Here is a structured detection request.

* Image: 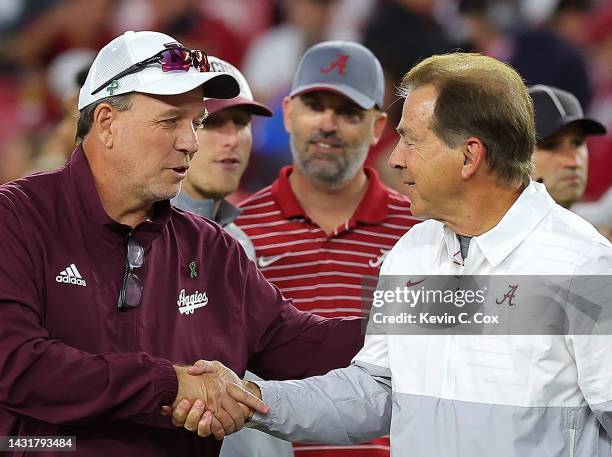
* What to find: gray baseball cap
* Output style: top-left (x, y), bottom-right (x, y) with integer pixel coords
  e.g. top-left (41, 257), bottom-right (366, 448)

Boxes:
top-left (290, 40), bottom-right (385, 110)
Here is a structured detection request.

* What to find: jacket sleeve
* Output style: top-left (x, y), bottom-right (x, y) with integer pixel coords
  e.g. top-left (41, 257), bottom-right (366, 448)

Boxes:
top-left (249, 363), bottom-right (391, 444)
top-left (245, 268), bottom-right (393, 445)
top-left (565, 241), bottom-right (612, 437)
top-left (246, 301), bottom-right (365, 380)
top-left (0, 193), bottom-right (178, 425)
top-left (232, 237), bottom-right (364, 379)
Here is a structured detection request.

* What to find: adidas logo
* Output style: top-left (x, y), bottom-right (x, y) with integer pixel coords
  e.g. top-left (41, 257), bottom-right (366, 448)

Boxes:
top-left (56, 263), bottom-right (87, 287)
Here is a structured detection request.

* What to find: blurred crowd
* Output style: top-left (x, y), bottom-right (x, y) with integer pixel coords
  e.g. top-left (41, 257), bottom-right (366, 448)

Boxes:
top-left (0, 0), bottom-right (611, 203)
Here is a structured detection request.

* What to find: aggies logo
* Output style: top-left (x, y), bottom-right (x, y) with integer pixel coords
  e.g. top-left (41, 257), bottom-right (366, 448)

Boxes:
top-left (177, 289), bottom-right (208, 315)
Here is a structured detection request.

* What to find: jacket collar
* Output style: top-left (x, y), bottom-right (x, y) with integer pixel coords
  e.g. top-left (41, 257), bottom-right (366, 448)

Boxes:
top-left (65, 144), bottom-right (172, 247)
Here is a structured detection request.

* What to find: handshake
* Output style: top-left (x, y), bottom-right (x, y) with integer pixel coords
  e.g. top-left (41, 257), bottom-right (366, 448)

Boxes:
top-left (163, 360), bottom-right (268, 439)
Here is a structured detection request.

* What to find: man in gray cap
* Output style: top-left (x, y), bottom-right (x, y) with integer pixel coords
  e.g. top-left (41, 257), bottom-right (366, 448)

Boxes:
top-left (529, 84), bottom-right (607, 209)
top-left (232, 40), bottom-right (416, 457)
top-left (0, 31), bottom-right (364, 457)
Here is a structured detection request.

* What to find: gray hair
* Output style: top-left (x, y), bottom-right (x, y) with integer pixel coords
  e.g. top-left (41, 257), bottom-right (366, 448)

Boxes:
top-left (398, 53), bottom-right (535, 185)
top-left (75, 94), bottom-right (134, 143)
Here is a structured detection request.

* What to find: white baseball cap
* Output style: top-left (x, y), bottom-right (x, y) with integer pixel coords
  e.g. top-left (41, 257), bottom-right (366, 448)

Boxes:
top-left (204, 56), bottom-right (273, 117)
top-left (78, 31), bottom-right (240, 110)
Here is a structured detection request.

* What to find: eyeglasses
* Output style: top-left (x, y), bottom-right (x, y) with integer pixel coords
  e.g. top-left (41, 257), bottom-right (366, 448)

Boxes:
top-left (117, 237), bottom-right (144, 312)
top-left (91, 43), bottom-right (211, 96)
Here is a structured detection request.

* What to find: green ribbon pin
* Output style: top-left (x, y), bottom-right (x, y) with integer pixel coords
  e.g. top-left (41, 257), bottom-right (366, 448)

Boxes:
top-left (188, 261), bottom-right (198, 279)
top-left (106, 80), bottom-right (119, 95)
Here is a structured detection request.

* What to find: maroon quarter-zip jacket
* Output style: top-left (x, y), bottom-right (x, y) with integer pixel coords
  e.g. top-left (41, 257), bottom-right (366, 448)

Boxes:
top-left (0, 146), bottom-right (363, 456)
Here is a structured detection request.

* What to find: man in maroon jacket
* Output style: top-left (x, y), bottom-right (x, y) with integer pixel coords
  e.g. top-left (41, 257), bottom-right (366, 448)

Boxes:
top-left (0, 31), bottom-right (363, 456)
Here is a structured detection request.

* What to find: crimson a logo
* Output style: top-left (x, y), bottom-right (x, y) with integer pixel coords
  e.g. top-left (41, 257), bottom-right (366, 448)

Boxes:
top-left (320, 54), bottom-right (349, 76)
top-left (496, 284), bottom-right (519, 307)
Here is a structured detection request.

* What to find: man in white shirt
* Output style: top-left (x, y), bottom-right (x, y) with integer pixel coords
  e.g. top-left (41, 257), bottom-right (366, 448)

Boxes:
top-left (172, 52), bottom-right (612, 457)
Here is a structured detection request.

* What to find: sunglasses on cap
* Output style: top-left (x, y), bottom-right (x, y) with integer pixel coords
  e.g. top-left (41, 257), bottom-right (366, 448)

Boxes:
top-left (91, 43), bottom-right (211, 96)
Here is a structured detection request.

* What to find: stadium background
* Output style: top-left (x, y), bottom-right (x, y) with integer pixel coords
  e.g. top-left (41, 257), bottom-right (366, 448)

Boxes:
top-left (0, 0), bottom-right (610, 206)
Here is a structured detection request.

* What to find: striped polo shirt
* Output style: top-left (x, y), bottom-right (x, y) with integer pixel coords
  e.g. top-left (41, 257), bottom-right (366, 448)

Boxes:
top-left (236, 166), bottom-right (419, 318)
top-left (236, 166), bottom-right (419, 457)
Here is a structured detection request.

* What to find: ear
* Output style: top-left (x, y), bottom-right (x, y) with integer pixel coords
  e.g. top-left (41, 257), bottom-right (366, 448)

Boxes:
top-left (460, 137), bottom-right (486, 180)
top-left (370, 111), bottom-right (388, 146)
top-left (92, 103), bottom-right (115, 148)
top-left (281, 96), bottom-right (293, 134)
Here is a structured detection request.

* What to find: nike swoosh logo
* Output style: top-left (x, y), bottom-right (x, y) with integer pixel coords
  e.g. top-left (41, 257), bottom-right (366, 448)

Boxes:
top-left (257, 254), bottom-right (287, 268)
top-left (405, 278), bottom-right (426, 287)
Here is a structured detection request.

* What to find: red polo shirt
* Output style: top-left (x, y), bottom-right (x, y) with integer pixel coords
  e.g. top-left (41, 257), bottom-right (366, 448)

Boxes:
top-left (236, 166), bottom-right (420, 457)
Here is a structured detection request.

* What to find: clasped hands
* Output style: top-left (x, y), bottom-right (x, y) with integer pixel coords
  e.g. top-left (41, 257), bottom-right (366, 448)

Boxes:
top-left (163, 360), bottom-right (268, 439)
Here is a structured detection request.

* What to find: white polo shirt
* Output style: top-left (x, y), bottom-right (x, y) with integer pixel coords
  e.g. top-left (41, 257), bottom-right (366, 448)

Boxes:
top-left (352, 180), bottom-right (612, 456)
top-left (252, 181), bottom-right (612, 457)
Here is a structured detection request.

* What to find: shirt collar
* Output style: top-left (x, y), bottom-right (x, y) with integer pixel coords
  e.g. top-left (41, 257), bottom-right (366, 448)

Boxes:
top-left (216, 199), bottom-right (242, 226)
top-left (271, 165), bottom-right (391, 224)
top-left (171, 193), bottom-right (241, 226)
top-left (67, 144), bottom-right (172, 247)
top-left (443, 180), bottom-right (556, 267)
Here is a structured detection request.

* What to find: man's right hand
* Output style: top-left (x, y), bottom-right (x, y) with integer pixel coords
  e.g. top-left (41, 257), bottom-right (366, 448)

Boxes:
top-left (166, 361), bottom-right (268, 439)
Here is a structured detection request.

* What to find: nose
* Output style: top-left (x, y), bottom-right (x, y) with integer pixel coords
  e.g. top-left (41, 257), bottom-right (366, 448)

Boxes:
top-left (388, 141), bottom-right (407, 170)
top-left (219, 120), bottom-right (240, 150)
top-left (319, 108), bottom-right (338, 133)
top-left (560, 144), bottom-right (585, 169)
top-left (175, 122), bottom-right (199, 155)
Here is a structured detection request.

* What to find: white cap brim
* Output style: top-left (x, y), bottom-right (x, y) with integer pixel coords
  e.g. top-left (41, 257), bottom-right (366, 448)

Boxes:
top-left (136, 70), bottom-right (239, 99)
top-left (78, 70), bottom-right (239, 110)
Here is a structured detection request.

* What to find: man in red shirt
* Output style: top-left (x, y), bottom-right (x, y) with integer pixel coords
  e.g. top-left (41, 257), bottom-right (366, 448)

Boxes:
top-left (235, 40), bottom-right (419, 457)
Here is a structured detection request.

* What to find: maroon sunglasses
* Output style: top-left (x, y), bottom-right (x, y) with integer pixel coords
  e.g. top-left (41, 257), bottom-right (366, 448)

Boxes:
top-left (91, 43), bottom-right (211, 96)
top-left (117, 237), bottom-right (144, 312)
